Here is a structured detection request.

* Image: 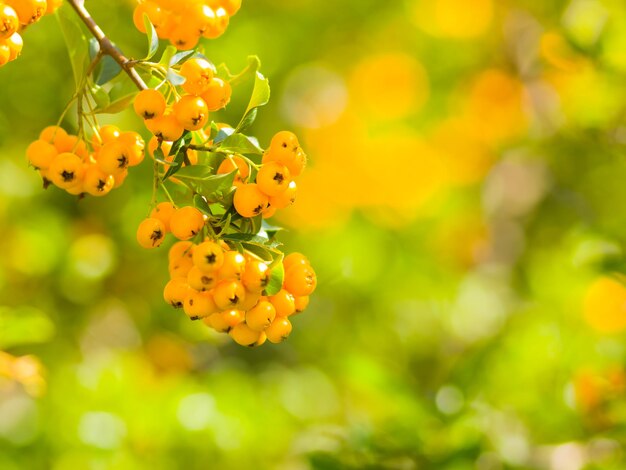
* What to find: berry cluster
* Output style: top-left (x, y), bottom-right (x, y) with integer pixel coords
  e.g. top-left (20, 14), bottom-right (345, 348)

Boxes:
top-left (133, 0), bottom-right (241, 50)
top-left (27, 125), bottom-right (145, 196)
top-left (0, 0), bottom-right (62, 66)
top-left (136, 200), bottom-right (317, 347)
top-left (134, 58), bottom-right (231, 142)
top-left (233, 131), bottom-right (306, 219)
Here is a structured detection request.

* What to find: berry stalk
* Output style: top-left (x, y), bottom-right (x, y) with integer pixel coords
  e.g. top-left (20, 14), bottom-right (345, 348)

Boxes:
top-left (65, 0), bottom-right (147, 90)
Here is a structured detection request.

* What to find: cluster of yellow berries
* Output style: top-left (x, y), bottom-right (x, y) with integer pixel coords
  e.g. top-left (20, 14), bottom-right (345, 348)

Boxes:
top-left (133, 0), bottom-right (241, 50)
top-left (0, 0), bottom-right (61, 66)
top-left (233, 131), bottom-right (307, 219)
top-left (26, 125), bottom-right (145, 196)
top-left (168, 241), bottom-right (315, 346)
top-left (136, 203), bottom-right (317, 346)
top-left (134, 58), bottom-right (231, 142)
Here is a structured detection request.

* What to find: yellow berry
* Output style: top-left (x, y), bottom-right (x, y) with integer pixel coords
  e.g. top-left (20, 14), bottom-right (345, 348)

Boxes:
top-left (137, 217), bottom-right (166, 249)
top-left (265, 317), bottom-right (292, 343)
top-left (169, 206), bottom-right (205, 240)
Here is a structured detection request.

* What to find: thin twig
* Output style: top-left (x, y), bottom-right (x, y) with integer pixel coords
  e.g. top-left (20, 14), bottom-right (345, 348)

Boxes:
top-left (66, 0), bottom-right (147, 90)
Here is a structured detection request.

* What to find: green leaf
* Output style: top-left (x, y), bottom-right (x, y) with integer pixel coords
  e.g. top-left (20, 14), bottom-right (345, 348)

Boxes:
top-left (241, 242), bottom-right (273, 262)
top-left (196, 171), bottom-right (237, 199)
top-left (169, 49), bottom-right (197, 66)
top-left (57, 3), bottom-right (90, 87)
top-left (167, 68), bottom-right (186, 86)
top-left (222, 233), bottom-right (269, 244)
top-left (218, 133), bottom-right (263, 155)
top-left (159, 45), bottom-right (177, 66)
top-left (174, 164), bottom-right (214, 181)
top-left (193, 194), bottom-right (212, 215)
top-left (264, 262), bottom-right (285, 296)
top-left (97, 55), bottom-right (122, 85)
top-left (163, 151), bottom-right (186, 180)
top-left (93, 94), bottom-right (135, 114)
top-left (0, 306), bottom-right (55, 349)
top-left (234, 56), bottom-right (271, 132)
top-left (261, 220), bottom-right (285, 238)
top-left (143, 14), bottom-right (160, 60)
top-left (90, 84), bottom-right (110, 109)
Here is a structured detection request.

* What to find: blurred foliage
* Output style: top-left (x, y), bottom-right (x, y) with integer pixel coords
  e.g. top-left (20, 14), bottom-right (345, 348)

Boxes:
top-left (2, 0), bottom-right (626, 469)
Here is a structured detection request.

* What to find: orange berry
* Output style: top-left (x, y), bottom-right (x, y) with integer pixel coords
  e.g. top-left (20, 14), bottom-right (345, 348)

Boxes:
top-left (187, 265), bottom-right (218, 291)
top-left (118, 131), bottom-right (145, 166)
top-left (49, 152), bottom-right (85, 190)
top-left (213, 280), bottom-right (246, 310)
top-left (265, 317), bottom-right (293, 343)
top-left (112, 169), bottom-right (129, 188)
top-left (0, 4), bottom-right (19, 40)
top-left (169, 254), bottom-right (194, 279)
top-left (245, 300), bottom-right (276, 332)
top-left (173, 95), bottom-right (209, 131)
top-left (150, 202), bottom-right (177, 232)
top-left (83, 165), bottom-right (114, 197)
top-left (5, 31), bottom-right (21, 61)
top-left (217, 155), bottom-right (249, 181)
top-left (201, 77), bottom-right (231, 111)
top-left (183, 290), bottom-right (218, 320)
top-left (256, 161), bottom-right (291, 197)
top-left (192, 240), bottom-right (224, 272)
top-left (218, 250), bottom-right (246, 280)
top-left (148, 136), bottom-right (173, 159)
top-left (169, 240), bottom-right (194, 264)
top-left (26, 139), bottom-right (57, 169)
top-left (39, 125), bottom-right (67, 147)
top-left (145, 113), bottom-right (184, 142)
top-left (134, 89), bottom-right (167, 120)
top-left (220, 0), bottom-right (241, 16)
top-left (132, 1), bottom-right (163, 33)
top-left (239, 289), bottom-right (261, 311)
top-left (93, 124), bottom-right (121, 149)
top-left (268, 180), bottom-right (296, 209)
top-left (46, 0), bottom-right (62, 14)
top-left (262, 206), bottom-right (276, 219)
top-left (169, 24), bottom-right (200, 51)
top-left (170, 206), bottom-right (205, 240)
top-left (234, 183), bottom-right (269, 218)
top-left (269, 289), bottom-right (296, 317)
top-left (163, 278), bottom-right (191, 308)
top-left (97, 141), bottom-right (131, 175)
top-left (283, 252), bottom-right (310, 271)
top-left (230, 322), bottom-right (264, 347)
top-left (137, 217), bottom-right (166, 249)
top-left (241, 260), bottom-right (270, 293)
top-left (219, 309), bottom-right (245, 330)
top-left (5, 0), bottom-right (46, 25)
top-left (179, 57), bottom-right (215, 95)
top-left (284, 264), bottom-right (317, 296)
top-left (294, 296), bottom-right (310, 314)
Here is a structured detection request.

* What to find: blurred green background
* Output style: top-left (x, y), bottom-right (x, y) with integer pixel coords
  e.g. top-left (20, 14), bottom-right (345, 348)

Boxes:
top-left (2, 0), bottom-right (626, 468)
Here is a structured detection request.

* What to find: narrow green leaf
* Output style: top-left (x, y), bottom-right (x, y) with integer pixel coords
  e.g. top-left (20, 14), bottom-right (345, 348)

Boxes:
top-left (169, 49), bottom-right (196, 66)
top-left (163, 152), bottom-right (185, 180)
top-left (218, 133), bottom-right (263, 155)
top-left (264, 262), bottom-right (285, 296)
top-left (90, 84), bottom-right (110, 109)
top-left (167, 68), bottom-right (186, 86)
top-left (159, 45), bottom-right (177, 66)
top-left (193, 194), bottom-right (212, 215)
top-left (196, 171), bottom-right (237, 199)
top-left (222, 233), bottom-right (269, 244)
top-left (57, 3), bottom-right (90, 87)
top-left (143, 14), bottom-right (160, 60)
top-left (97, 55), bottom-right (122, 85)
top-left (241, 242), bottom-right (273, 262)
top-left (93, 94), bottom-right (135, 114)
top-left (174, 164), bottom-right (214, 180)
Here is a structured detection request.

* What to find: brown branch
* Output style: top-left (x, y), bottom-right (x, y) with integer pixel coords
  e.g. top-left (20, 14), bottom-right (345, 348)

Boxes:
top-left (66, 0), bottom-right (147, 90)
